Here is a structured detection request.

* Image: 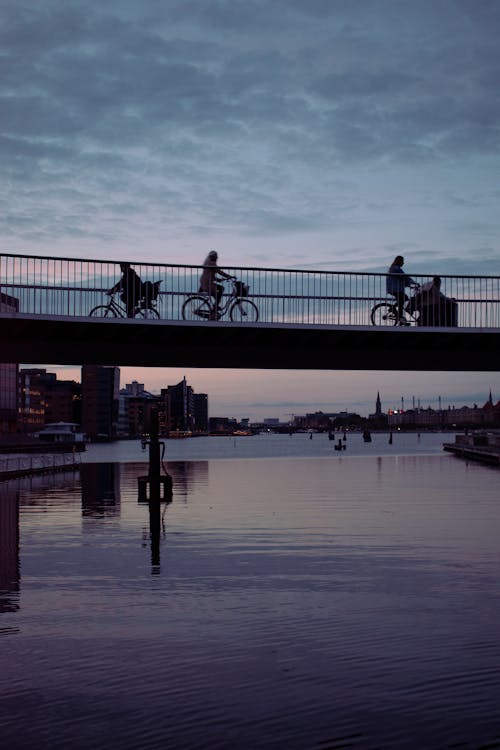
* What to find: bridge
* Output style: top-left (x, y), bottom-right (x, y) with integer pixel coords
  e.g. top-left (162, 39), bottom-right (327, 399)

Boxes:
top-left (1, 253), bottom-right (500, 371)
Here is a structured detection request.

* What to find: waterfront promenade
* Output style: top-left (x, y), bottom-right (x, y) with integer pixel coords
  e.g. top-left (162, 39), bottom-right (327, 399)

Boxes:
top-left (443, 432), bottom-right (500, 465)
top-left (0, 451), bottom-right (81, 480)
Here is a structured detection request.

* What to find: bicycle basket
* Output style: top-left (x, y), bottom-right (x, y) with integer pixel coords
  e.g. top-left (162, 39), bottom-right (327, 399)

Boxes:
top-left (233, 280), bottom-right (249, 297)
top-left (141, 280), bottom-right (161, 306)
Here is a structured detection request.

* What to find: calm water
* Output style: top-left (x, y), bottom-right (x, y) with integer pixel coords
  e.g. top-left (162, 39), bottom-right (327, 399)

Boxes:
top-left (80, 430), bottom-right (452, 463)
top-left (1, 434), bottom-right (500, 749)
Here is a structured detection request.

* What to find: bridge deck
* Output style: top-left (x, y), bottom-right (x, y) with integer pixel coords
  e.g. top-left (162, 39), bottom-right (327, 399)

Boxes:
top-left (1, 313), bottom-right (499, 371)
top-left (2, 254), bottom-right (500, 370)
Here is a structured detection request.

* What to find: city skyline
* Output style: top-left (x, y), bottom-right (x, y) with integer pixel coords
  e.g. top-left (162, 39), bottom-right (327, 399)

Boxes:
top-left (2, 2), bottom-right (499, 412)
top-left (37, 365), bottom-right (498, 422)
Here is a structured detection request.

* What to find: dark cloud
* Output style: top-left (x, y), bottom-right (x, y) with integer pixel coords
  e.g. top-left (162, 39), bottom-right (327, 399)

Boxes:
top-left (0, 0), bottom-right (498, 259)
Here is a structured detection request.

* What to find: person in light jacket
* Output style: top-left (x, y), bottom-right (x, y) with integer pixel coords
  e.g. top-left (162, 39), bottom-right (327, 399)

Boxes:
top-left (199, 251), bottom-right (234, 309)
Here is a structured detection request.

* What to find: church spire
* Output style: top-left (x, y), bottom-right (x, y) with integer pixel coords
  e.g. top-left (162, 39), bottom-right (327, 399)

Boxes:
top-left (376, 391), bottom-right (382, 416)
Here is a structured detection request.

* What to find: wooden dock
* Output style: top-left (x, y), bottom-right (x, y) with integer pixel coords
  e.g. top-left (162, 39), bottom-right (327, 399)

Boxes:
top-left (443, 433), bottom-right (500, 466)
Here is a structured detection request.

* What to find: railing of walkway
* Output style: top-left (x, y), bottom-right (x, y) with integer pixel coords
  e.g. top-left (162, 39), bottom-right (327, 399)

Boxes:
top-left (0, 452), bottom-right (82, 479)
top-left (1, 252), bottom-right (500, 328)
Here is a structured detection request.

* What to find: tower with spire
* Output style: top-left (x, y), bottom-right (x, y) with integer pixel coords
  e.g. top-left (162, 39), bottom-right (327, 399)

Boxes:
top-left (368, 391), bottom-right (387, 428)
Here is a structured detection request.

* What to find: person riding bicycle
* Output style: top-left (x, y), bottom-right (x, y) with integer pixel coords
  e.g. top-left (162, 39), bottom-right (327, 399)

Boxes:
top-left (409, 276), bottom-right (458, 327)
top-left (199, 251), bottom-right (235, 311)
top-left (108, 262), bottom-right (143, 318)
top-left (386, 255), bottom-right (419, 325)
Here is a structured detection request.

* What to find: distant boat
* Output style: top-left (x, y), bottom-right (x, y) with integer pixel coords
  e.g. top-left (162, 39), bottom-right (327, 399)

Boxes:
top-left (363, 429), bottom-right (372, 443)
top-left (168, 430), bottom-right (193, 439)
top-left (36, 422), bottom-right (88, 450)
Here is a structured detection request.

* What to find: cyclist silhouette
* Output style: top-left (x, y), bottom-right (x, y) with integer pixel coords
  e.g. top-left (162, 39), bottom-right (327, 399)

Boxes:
top-left (199, 251), bottom-right (234, 310)
top-left (109, 262), bottom-right (143, 317)
top-left (386, 255), bottom-right (418, 325)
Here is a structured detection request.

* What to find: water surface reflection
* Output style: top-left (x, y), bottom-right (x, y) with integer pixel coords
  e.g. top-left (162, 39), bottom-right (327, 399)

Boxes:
top-left (1, 455), bottom-right (500, 749)
top-left (0, 485), bottom-right (19, 617)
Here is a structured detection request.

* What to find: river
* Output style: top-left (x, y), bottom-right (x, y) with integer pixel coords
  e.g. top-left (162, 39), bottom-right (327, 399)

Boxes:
top-left (1, 432), bottom-right (500, 749)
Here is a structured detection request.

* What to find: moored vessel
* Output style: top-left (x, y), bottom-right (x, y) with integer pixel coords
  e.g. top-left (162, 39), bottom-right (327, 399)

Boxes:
top-left (36, 422), bottom-right (88, 451)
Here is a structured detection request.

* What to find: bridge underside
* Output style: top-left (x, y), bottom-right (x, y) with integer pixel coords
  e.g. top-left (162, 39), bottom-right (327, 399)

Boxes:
top-left (1, 315), bottom-right (500, 371)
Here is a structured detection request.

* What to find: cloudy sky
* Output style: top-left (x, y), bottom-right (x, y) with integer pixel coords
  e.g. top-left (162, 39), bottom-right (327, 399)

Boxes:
top-left (2, 1), bottom-right (499, 417)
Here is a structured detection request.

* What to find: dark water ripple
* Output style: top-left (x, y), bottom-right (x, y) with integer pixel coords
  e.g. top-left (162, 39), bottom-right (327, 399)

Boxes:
top-left (1, 453), bottom-right (500, 748)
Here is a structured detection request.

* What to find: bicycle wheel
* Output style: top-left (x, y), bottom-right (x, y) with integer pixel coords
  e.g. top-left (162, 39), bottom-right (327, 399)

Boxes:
top-left (370, 302), bottom-right (398, 326)
top-left (182, 296), bottom-right (213, 321)
top-left (89, 305), bottom-right (117, 318)
top-left (135, 308), bottom-right (160, 319)
top-left (229, 299), bottom-right (259, 322)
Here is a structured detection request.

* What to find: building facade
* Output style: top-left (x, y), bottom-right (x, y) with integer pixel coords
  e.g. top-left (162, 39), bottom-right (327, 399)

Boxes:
top-left (18, 368), bottom-right (81, 433)
top-left (18, 369), bottom-right (52, 433)
top-left (117, 378), bottom-right (207, 437)
top-left (118, 381), bottom-right (159, 437)
top-left (159, 376), bottom-right (195, 433)
top-left (193, 393), bottom-right (208, 433)
top-left (388, 396), bottom-right (500, 429)
top-left (81, 365), bottom-right (120, 440)
top-left (0, 293), bottom-right (19, 434)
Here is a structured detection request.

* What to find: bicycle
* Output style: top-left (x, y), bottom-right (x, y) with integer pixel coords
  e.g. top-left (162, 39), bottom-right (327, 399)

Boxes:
top-left (89, 281), bottom-right (162, 319)
top-left (182, 278), bottom-right (259, 322)
top-left (371, 288), bottom-right (421, 327)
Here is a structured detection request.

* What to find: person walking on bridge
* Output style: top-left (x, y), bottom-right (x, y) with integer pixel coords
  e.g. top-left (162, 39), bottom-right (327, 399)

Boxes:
top-left (386, 255), bottom-right (418, 325)
top-left (199, 251), bottom-right (234, 311)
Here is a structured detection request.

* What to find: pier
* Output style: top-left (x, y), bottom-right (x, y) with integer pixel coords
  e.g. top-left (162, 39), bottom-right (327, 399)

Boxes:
top-left (443, 432), bottom-right (500, 466)
top-left (0, 452), bottom-right (82, 480)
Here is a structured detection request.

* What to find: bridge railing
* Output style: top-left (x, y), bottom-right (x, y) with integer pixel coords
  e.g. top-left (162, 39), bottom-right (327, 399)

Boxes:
top-left (1, 252), bottom-right (500, 328)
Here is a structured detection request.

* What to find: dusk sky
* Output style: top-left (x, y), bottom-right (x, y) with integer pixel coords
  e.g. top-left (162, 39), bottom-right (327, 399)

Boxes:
top-left (2, 1), bottom-right (499, 418)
